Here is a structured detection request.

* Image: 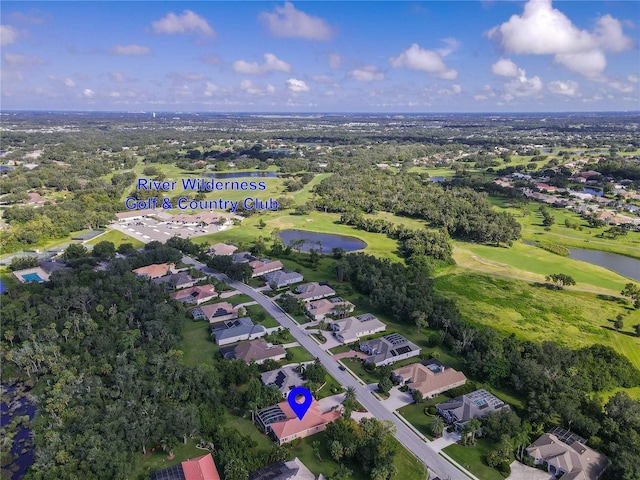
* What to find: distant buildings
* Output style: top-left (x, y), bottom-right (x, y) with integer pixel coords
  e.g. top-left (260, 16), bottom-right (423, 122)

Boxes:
top-left (209, 243), bottom-right (238, 256)
top-left (360, 333), bottom-right (420, 366)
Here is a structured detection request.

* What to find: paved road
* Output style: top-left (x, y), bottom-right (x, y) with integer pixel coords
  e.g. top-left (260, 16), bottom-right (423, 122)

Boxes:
top-left (183, 256), bottom-right (473, 480)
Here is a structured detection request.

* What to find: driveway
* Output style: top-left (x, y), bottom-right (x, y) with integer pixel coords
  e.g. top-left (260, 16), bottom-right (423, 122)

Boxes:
top-left (382, 386), bottom-right (415, 411)
top-left (507, 461), bottom-right (554, 480)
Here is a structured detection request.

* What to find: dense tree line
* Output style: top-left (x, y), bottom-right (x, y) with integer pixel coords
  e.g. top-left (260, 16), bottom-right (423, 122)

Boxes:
top-left (315, 171), bottom-right (521, 245)
top-left (0, 243), bottom-right (282, 480)
top-left (340, 252), bottom-right (640, 479)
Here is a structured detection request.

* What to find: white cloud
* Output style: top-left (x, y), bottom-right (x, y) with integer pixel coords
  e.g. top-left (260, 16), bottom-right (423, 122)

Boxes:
top-left (628, 75), bottom-right (639, 84)
top-left (239, 79), bottom-right (275, 96)
top-left (609, 80), bottom-right (635, 93)
top-left (438, 84), bottom-right (462, 95)
top-left (0, 25), bottom-right (18, 46)
top-left (474, 94), bottom-right (488, 101)
top-left (83, 89), bottom-right (95, 98)
top-left (259, 2), bottom-right (333, 41)
top-left (491, 58), bottom-right (519, 77)
top-left (152, 10), bottom-right (215, 38)
top-left (349, 66), bottom-right (384, 82)
top-left (8, 11), bottom-right (46, 25)
top-left (389, 44), bottom-right (457, 79)
top-left (548, 80), bottom-right (580, 96)
top-left (436, 38), bottom-right (461, 57)
top-left (504, 68), bottom-right (543, 97)
top-left (64, 78), bottom-right (76, 88)
top-left (286, 78), bottom-right (310, 92)
top-left (109, 72), bottom-right (131, 83)
top-left (312, 75), bottom-right (333, 84)
top-left (233, 53), bottom-right (291, 75)
top-left (3, 53), bottom-right (45, 66)
top-left (488, 0), bottom-right (635, 78)
top-left (110, 44), bottom-right (152, 56)
top-left (328, 53), bottom-right (342, 69)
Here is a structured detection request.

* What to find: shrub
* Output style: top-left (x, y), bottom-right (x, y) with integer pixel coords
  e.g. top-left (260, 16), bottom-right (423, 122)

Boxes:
top-left (427, 406), bottom-right (437, 415)
top-left (498, 461), bottom-right (511, 477)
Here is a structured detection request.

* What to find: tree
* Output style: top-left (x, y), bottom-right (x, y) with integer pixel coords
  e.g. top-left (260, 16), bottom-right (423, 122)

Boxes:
top-left (614, 316), bottom-right (624, 331)
top-left (429, 417), bottom-right (445, 438)
top-left (621, 283), bottom-right (640, 309)
top-left (545, 273), bottom-right (576, 289)
top-left (344, 387), bottom-right (357, 408)
top-left (411, 390), bottom-right (423, 404)
top-left (63, 243), bottom-right (88, 260)
top-left (467, 418), bottom-right (482, 445)
top-left (412, 311), bottom-right (428, 333)
top-left (378, 376), bottom-right (392, 395)
top-left (332, 464), bottom-right (352, 480)
top-left (258, 218), bottom-right (266, 229)
top-left (312, 440), bottom-right (322, 462)
top-left (634, 324), bottom-right (640, 337)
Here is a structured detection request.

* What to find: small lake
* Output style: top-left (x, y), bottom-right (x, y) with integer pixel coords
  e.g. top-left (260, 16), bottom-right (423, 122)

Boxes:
top-left (278, 229), bottom-right (367, 253)
top-left (1, 384), bottom-right (36, 480)
top-left (206, 171), bottom-right (278, 179)
top-left (568, 248), bottom-right (640, 282)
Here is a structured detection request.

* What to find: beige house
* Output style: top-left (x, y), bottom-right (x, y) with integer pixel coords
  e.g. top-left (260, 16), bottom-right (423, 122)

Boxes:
top-left (393, 359), bottom-right (466, 399)
top-left (526, 431), bottom-right (608, 480)
top-left (304, 297), bottom-right (355, 321)
top-left (330, 313), bottom-right (386, 344)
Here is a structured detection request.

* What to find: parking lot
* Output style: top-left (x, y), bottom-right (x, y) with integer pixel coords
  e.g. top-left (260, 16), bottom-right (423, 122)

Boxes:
top-left (110, 217), bottom-right (230, 244)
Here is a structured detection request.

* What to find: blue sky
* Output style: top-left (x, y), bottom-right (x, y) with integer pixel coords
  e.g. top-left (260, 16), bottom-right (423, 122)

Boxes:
top-left (1, 1), bottom-right (638, 112)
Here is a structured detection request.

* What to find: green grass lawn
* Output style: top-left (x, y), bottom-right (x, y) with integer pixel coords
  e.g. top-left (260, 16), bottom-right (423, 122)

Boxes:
top-left (434, 268), bottom-right (640, 371)
top-left (130, 438), bottom-right (204, 479)
top-left (227, 415), bottom-right (274, 456)
top-left (328, 345), bottom-right (354, 355)
top-left (179, 319), bottom-right (219, 367)
top-left (283, 346), bottom-right (315, 365)
top-left (443, 438), bottom-right (503, 480)
top-left (397, 403), bottom-right (435, 440)
top-left (192, 211), bottom-right (404, 262)
top-left (316, 373), bottom-right (345, 400)
top-left (342, 358), bottom-right (381, 385)
top-left (85, 228), bottom-right (145, 248)
top-left (452, 240), bottom-right (631, 296)
top-left (489, 197), bottom-right (640, 260)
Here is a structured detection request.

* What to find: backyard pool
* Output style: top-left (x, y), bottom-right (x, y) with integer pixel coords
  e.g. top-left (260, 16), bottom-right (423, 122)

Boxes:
top-left (21, 273), bottom-right (44, 283)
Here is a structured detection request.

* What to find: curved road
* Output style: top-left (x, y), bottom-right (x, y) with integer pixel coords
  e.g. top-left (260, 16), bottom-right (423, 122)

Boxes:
top-left (183, 256), bottom-right (473, 480)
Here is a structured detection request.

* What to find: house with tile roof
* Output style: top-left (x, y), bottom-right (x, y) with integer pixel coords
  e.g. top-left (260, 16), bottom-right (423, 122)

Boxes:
top-left (436, 388), bottom-right (509, 430)
top-left (249, 259), bottom-right (284, 277)
top-left (260, 364), bottom-right (308, 398)
top-left (264, 270), bottom-right (304, 289)
top-left (330, 313), bottom-right (386, 344)
top-left (222, 339), bottom-right (286, 364)
top-left (169, 285), bottom-right (217, 305)
top-left (209, 243), bottom-right (238, 256)
top-left (257, 398), bottom-right (341, 445)
top-left (151, 272), bottom-right (196, 290)
top-left (133, 263), bottom-right (175, 279)
top-left (393, 359), bottom-right (467, 399)
top-left (359, 333), bottom-right (420, 366)
top-left (290, 282), bottom-right (336, 302)
top-left (151, 453), bottom-right (221, 480)
top-left (190, 302), bottom-right (238, 323)
top-left (526, 430), bottom-right (608, 480)
top-left (304, 297), bottom-right (355, 321)
top-left (210, 317), bottom-right (267, 346)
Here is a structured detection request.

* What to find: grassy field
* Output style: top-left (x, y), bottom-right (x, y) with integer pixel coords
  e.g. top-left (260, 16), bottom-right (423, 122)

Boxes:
top-left (179, 319), bottom-right (219, 367)
top-left (283, 346), bottom-right (315, 364)
top-left (434, 268), bottom-right (640, 371)
top-left (452, 240), bottom-right (633, 296)
top-left (397, 403), bottom-right (435, 440)
top-left (443, 438), bottom-right (503, 480)
top-left (130, 438), bottom-right (204, 479)
top-left (488, 197), bottom-right (640, 260)
top-left (192, 211), bottom-right (405, 262)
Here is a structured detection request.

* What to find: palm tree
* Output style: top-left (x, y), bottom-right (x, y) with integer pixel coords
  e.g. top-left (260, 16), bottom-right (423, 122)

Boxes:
top-left (468, 418), bottom-right (482, 445)
top-left (344, 387), bottom-right (356, 406)
top-left (460, 423), bottom-right (474, 446)
top-left (429, 417), bottom-right (446, 438)
top-left (514, 427), bottom-right (531, 461)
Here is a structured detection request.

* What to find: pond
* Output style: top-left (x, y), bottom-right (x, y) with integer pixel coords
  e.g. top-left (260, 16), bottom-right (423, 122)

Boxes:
top-left (568, 248), bottom-right (640, 282)
top-left (278, 229), bottom-right (367, 253)
top-left (206, 171), bottom-right (278, 179)
top-left (1, 384), bottom-right (36, 480)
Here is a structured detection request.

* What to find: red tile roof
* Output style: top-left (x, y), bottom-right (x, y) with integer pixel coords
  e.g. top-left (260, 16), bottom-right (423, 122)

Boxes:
top-left (181, 454), bottom-right (221, 480)
top-left (268, 399), bottom-right (341, 442)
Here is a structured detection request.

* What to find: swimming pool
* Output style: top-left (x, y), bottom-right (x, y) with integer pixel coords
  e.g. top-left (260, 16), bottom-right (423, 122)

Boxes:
top-left (21, 273), bottom-right (43, 283)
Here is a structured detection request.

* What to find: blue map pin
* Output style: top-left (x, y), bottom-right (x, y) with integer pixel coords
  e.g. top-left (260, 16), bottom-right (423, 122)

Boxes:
top-left (288, 386), bottom-right (313, 420)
